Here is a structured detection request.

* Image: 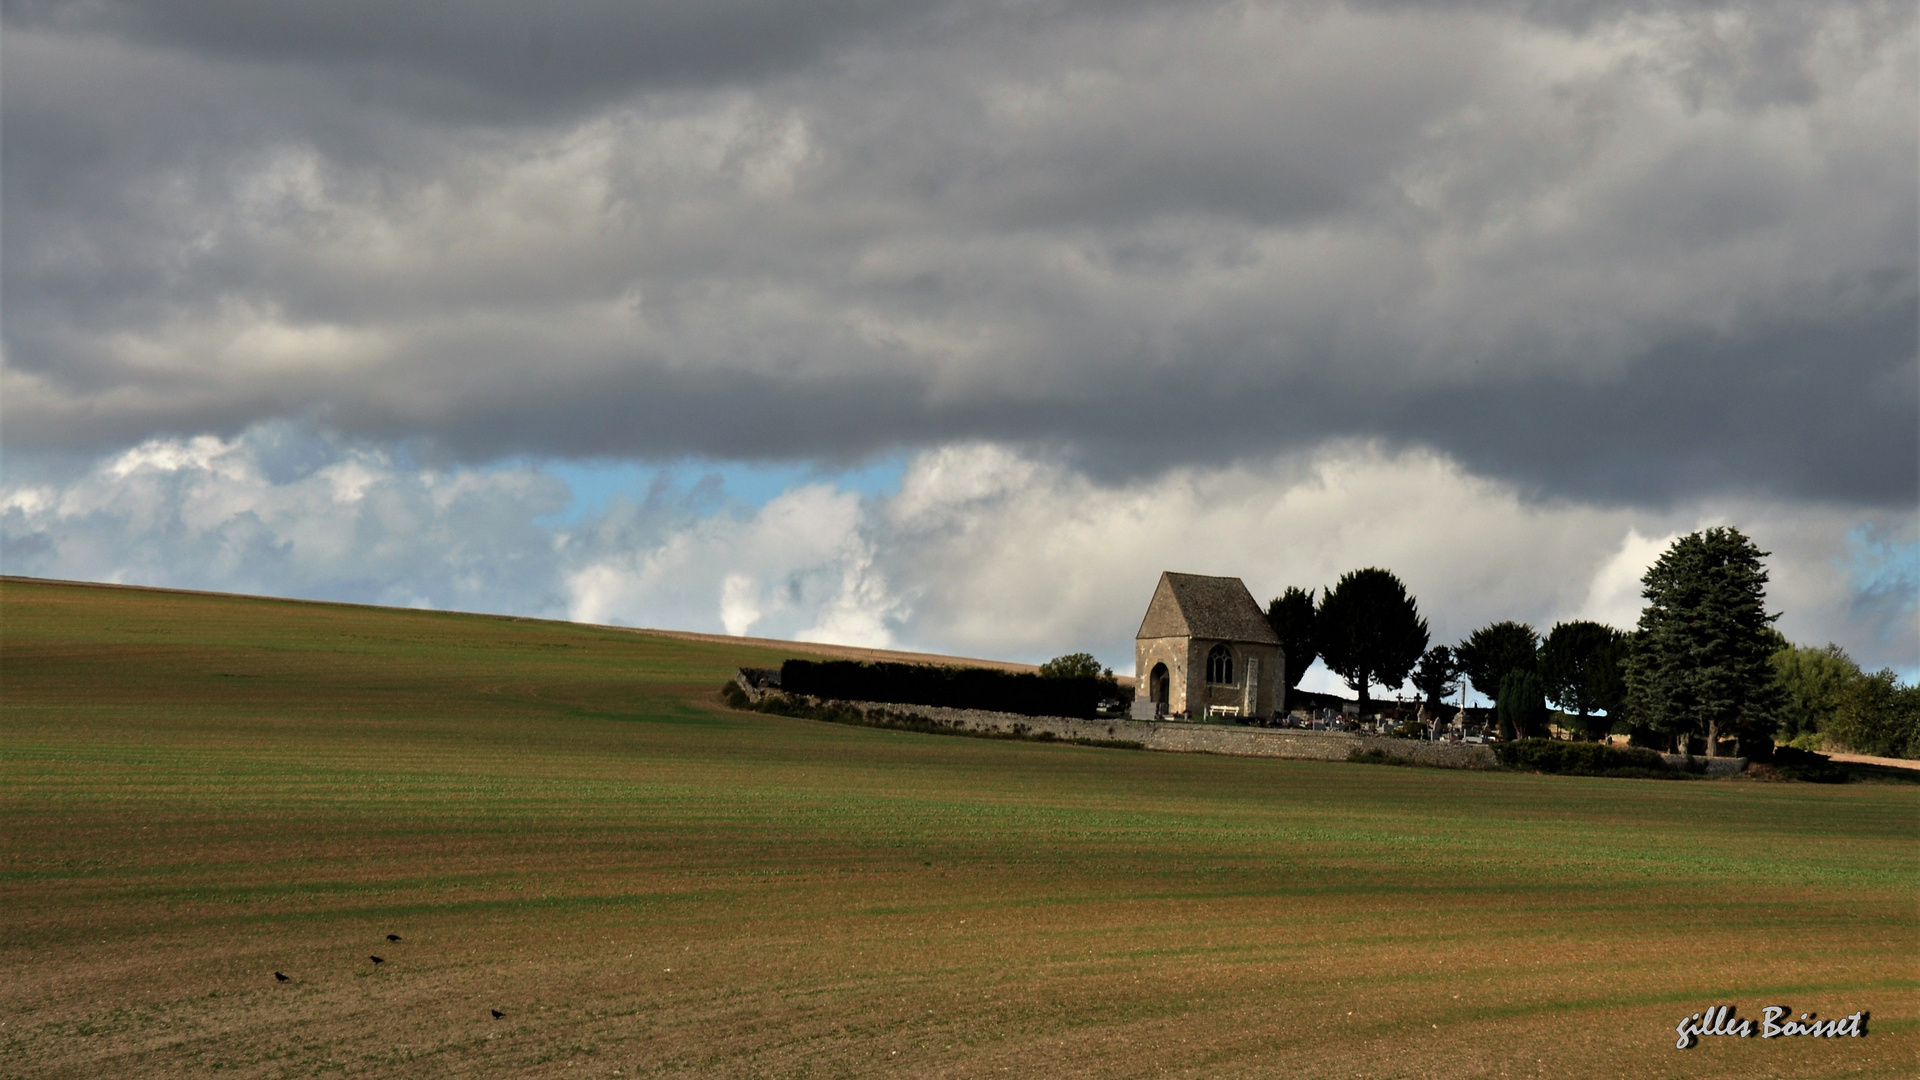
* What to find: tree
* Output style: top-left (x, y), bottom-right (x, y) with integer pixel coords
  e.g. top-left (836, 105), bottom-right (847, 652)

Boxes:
top-left (1539, 621), bottom-right (1627, 740)
top-left (1039, 652), bottom-right (1108, 680)
top-left (1456, 621), bottom-right (1539, 703)
top-left (1039, 652), bottom-right (1122, 709)
top-left (1264, 586), bottom-right (1318, 711)
top-left (1623, 527), bottom-right (1785, 756)
top-left (1770, 642), bottom-right (1861, 741)
top-left (1593, 635), bottom-right (1630, 713)
top-left (1411, 645), bottom-right (1460, 711)
top-left (1825, 669), bottom-right (1920, 759)
top-left (1315, 568), bottom-right (1429, 709)
top-left (1495, 669), bottom-right (1548, 741)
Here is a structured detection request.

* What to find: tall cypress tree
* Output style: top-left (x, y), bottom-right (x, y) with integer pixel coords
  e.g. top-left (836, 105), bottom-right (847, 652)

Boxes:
top-left (1496, 668), bottom-right (1548, 741)
top-left (1624, 527), bottom-right (1785, 756)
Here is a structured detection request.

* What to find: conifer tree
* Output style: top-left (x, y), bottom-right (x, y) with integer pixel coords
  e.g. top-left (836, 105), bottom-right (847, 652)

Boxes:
top-left (1539, 621), bottom-right (1627, 739)
top-left (1456, 621), bottom-right (1539, 703)
top-left (1495, 668), bottom-right (1548, 741)
top-left (1624, 527), bottom-right (1785, 756)
top-left (1316, 568), bottom-right (1429, 710)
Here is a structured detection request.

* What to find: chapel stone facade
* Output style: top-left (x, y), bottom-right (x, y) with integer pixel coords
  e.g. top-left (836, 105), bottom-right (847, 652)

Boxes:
top-left (1131, 572), bottom-right (1284, 721)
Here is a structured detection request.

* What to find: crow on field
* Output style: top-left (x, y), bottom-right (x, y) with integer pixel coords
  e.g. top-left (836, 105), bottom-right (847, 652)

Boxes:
top-left (370, 955), bottom-right (384, 965)
top-left (274, 972), bottom-right (290, 982)
top-left (386, 934), bottom-right (401, 942)
top-left (491, 1010), bottom-right (505, 1019)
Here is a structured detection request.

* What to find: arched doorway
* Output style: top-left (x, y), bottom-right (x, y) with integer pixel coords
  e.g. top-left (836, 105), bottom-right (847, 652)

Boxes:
top-left (1149, 663), bottom-right (1170, 713)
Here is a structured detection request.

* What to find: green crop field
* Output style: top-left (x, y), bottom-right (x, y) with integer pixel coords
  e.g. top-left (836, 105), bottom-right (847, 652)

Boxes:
top-left (2, 577), bottom-right (1914, 1078)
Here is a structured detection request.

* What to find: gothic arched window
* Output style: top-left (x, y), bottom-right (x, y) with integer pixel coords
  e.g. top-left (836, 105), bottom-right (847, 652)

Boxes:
top-left (1206, 644), bottom-right (1234, 685)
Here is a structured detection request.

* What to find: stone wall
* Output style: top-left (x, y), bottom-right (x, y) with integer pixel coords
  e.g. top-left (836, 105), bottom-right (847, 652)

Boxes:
top-left (734, 671), bottom-right (1747, 773)
top-left (745, 683), bottom-right (1497, 768)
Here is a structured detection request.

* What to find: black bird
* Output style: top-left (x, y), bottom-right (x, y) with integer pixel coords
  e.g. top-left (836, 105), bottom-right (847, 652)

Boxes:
top-left (386, 934), bottom-right (401, 942)
top-left (274, 972), bottom-right (290, 982)
top-left (491, 1009), bottom-right (505, 1019)
top-left (370, 955), bottom-right (385, 965)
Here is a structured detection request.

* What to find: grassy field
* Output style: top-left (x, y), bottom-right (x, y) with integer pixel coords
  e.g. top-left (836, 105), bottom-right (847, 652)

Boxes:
top-left (2, 577), bottom-right (1914, 1078)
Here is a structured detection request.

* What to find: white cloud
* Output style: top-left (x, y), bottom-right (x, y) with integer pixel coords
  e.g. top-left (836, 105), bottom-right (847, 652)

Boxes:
top-left (1575, 528), bottom-right (1683, 631)
top-left (4, 426), bottom-right (571, 612)
top-left (792, 538), bottom-right (901, 650)
top-left (560, 483), bottom-right (892, 644)
top-left (4, 426), bottom-right (1912, 686)
top-left (719, 573), bottom-right (762, 637)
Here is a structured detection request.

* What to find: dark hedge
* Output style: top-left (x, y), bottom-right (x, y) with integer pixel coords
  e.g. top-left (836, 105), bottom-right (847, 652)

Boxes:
top-left (1493, 738), bottom-right (1685, 779)
top-left (780, 659), bottom-right (1111, 719)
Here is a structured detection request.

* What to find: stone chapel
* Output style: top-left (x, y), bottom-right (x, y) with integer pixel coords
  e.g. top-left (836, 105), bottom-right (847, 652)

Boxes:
top-left (1130, 571), bottom-right (1283, 721)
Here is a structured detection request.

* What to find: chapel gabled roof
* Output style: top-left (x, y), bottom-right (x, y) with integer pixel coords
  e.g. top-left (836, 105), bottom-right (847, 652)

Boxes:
top-left (1135, 572), bottom-right (1281, 644)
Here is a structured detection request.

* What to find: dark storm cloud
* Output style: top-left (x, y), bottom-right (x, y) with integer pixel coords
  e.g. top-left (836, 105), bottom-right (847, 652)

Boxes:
top-left (4, 0), bottom-right (1915, 508)
top-left (3, 0), bottom-right (934, 115)
top-left (333, 289), bottom-right (1909, 507)
top-left (1424, 293), bottom-right (1919, 506)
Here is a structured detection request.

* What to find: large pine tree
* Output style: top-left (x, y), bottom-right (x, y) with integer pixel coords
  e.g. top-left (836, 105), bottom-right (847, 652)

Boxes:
top-left (1624, 527), bottom-right (1785, 756)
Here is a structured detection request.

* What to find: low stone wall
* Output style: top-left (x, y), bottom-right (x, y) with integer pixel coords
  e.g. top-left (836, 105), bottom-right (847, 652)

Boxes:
top-left (735, 672), bottom-right (1749, 774)
top-left (752, 686), bottom-right (1497, 768)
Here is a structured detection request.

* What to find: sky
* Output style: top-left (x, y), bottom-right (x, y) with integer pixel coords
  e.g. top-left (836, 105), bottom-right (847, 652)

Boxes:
top-left (3, 0), bottom-right (1916, 697)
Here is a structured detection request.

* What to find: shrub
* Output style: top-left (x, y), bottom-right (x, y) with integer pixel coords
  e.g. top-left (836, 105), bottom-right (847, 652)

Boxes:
top-left (1768, 745), bottom-right (1849, 784)
top-left (1493, 738), bottom-right (1681, 779)
top-left (1348, 747), bottom-right (1415, 766)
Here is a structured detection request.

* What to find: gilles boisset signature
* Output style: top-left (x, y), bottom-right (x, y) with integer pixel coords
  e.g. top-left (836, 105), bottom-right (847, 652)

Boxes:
top-left (1675, 1006), bottom-right (1869, 1049)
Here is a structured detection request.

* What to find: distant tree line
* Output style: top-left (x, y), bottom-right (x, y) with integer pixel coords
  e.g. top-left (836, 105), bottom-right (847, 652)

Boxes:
top-left (1264, 527), bottom-right (1917, 759)
top-left (1770, 643), bottom-right (1919, 759)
